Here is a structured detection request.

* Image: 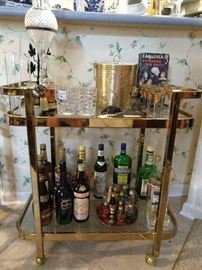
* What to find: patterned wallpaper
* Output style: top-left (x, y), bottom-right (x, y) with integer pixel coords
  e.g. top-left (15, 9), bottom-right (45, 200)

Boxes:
top-left (0, 19), bottom-right (202, 204)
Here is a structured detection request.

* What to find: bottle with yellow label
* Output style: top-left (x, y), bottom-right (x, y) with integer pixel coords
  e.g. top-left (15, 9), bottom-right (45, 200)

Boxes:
top-left (113, 143), bottom-right (132, 193)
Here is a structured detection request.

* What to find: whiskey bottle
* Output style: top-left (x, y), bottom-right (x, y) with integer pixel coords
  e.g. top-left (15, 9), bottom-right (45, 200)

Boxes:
top-left (56, 160), bottom-right (73, 224)
top-left (113, 143), bottom-right (132, 192)
top-left (136, 145), bottom-right (156, 200)
top-left (41, 66), bottom-right (56, 116)
top-left (93, 143), bottom-right (107, 199)
top-left (37, 154), bottom-right (53, 226)
top-left (73, 162), bottom-right (90, 222)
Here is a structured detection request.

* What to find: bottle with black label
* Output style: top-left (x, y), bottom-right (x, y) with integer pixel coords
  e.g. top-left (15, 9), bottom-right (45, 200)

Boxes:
top-left (113, 143), bottom-right (132, 192)
top-left (73, 162), bottom-right (89, 222)
top-left (56, 160), bottom-right (73, 224)
top-left (93, 143), bottom-right (107, 199)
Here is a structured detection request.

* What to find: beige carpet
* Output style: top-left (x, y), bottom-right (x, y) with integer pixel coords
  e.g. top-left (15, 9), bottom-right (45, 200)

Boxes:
top-left (172, 219), bottom-right (202, 270)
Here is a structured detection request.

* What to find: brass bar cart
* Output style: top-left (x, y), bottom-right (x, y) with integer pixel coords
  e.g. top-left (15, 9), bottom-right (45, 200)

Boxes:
top-left (3, 83), bottom-right (202, 265)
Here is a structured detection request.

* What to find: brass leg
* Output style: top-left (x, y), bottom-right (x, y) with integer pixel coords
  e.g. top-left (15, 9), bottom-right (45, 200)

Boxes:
top-left (145, 254), bottom-right (157, 266)
top-left (35, 236), bottom-right (45, 264)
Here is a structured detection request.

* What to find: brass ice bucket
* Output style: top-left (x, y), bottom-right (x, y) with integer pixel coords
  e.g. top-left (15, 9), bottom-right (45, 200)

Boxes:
top-left (96, 62), bottom-right (138, 115)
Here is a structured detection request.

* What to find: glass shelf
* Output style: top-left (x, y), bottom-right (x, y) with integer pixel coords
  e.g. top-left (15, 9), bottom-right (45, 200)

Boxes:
top-left (5, 111), bottom-right (195, 129)
top-left (17, 195), bottom-right (177, 241)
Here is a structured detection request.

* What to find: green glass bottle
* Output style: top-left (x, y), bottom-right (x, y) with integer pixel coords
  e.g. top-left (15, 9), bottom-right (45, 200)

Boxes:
top-left (136, 145), bottom-right (156, 200)
top-left (113, 143), bottom-right (132, 192)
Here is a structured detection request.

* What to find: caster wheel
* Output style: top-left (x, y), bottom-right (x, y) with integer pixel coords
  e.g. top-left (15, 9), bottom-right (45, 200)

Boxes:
top-left (35, 257), bottom-right (45, 265)
top-left (145, 254), bottom-right (157, 266)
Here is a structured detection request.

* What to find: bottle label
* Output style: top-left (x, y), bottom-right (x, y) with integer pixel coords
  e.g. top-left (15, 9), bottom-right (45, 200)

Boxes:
top-left (74, 197), bottom-right (89, 220)
top-left (114, 166), bottom-right (131, 185)
top-left (98, 150), bottom-right (104, 156)
top-left (74, 191), bottom-right (89, 198)
top-left (61, 198), bottom-right (72, 210)
top-left (97, 161), bottom-right (106, 166)
top-left (140, 178), bottom-right (148, 196)
top-left (145, 153), bottom-right (154, 165)
top-left (40, 194), bottom-right (49, 203)
top-left (94, 171), bottom-right (107, 197)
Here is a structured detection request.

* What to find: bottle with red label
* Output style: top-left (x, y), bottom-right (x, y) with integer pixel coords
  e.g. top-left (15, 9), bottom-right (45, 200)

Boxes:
top-left (73, 162), bottom-right (90, 222)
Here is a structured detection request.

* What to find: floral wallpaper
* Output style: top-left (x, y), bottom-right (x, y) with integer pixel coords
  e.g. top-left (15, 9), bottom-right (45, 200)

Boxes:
top-left (0, 18), bottom-right (202, 204)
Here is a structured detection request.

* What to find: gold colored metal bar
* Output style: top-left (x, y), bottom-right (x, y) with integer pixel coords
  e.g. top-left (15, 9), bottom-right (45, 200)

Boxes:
top-left (24, 88), bottom-right (45, 261)
top-left (152, 91), bottom-right (181, 258)
top-left (5, 114), bottom-right (195, 129)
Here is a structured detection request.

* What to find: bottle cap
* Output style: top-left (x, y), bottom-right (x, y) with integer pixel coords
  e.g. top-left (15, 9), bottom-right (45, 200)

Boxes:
top-left (121, 143), bottom-right (126, 150)
top-left (147, 145), bottom-right (154, 153)
top-left (79, 145), bottom-right (85, 151)
top-left (59, 160), bottom-right (66, 171)
top-left (40, 143), bottom-right (46, 150)
top-left (98, 143), bottom-right (104, 150)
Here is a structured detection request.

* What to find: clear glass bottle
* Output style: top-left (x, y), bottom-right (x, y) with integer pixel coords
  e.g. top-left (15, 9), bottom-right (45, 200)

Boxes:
top-left (113, 143), bottom-right (132, 192)
top-left (136, 145), bottom-right (156, 200)
top-left (73, 162), bottom-right (90, 222)
top-left (56, 160), bottom-right (73, 224)
top-left (93, 143), bottom-right (107, 199)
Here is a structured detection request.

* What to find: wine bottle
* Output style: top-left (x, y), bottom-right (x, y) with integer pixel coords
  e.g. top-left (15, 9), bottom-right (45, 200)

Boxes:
top-left (37, 154), bottom-right (53, 226)
top-left (93, 143), bottom-right (107, 199)
top-left (40, 143), bottom-right (53, 194)
top-left (56, 160), bottom-right (73, 224)
top-left (113, 143), bottom-right (132, 192)
top-left (136, 145), bottom-right (156, 200)
top-left (73, 162), bottom-right (89, 222)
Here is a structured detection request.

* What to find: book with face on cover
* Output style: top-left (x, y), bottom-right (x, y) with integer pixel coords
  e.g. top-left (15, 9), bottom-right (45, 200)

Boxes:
top-left (137, 53), bottom-right (170, 85)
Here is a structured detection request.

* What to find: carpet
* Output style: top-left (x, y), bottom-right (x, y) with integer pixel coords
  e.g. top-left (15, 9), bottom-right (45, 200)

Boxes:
top-left (172, 219), bottom-right (202, 270)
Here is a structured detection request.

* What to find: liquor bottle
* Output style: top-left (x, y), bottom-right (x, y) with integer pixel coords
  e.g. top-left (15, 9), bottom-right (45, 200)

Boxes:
top-left (41, 66), bottom-right (57, 116)
top-left (72, 144), bottom-right (90, 188)
top-left (113, 143), bottom-right (132, 192)
top-left (73, 162), bottom-right (90, 222)
top-left (93, 143), bottom-right (107, 199)
top-left (40, 143), bottom-right (53, 194)
top-left (37, 154), bottom-right (53, 226)
top-left (55, 146), bottom-right (66, 187)
top-left (136, 145), bottom-right (156, 200)
top-left (53, 146), bottom-right (66, 209)
top-left (56, 160), bottom-right (73, 224)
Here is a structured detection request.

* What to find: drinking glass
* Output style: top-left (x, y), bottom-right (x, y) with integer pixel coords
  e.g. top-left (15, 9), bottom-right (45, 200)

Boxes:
top-left (77, 87), bottom-right (97, 116)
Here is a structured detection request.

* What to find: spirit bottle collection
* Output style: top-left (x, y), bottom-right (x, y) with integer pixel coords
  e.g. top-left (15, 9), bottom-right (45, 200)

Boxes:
top-left (35, 142), bottom-right (163, 229)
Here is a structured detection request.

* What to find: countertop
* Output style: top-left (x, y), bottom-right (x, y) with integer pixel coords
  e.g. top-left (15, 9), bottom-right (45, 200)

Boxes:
top-left (0, 6), bottom-right (202, 29)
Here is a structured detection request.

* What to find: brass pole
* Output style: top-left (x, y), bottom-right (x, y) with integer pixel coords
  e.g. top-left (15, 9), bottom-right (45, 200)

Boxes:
top-left (152, 91), bottom-right (181, 257)
top-left (24, 88), bottom-right (45, 264)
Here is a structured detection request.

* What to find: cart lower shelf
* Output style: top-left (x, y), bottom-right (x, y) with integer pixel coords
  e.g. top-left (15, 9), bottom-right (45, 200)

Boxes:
top-left (17, 194), bottom-right (177, 242)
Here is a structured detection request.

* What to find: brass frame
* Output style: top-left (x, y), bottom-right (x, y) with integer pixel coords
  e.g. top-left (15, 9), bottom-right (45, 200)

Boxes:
top-left (3, 83), bottom-right (202, 264)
